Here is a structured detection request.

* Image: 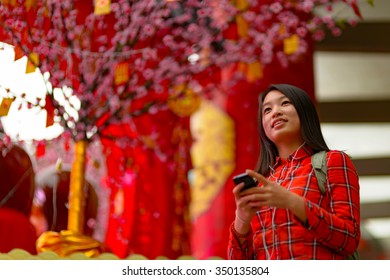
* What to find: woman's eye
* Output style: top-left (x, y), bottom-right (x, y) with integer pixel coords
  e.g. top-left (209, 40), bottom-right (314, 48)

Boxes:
top-left (263, 107), bottom-right (271, 114)
top-left (281, 100), bottom-right (290, 106)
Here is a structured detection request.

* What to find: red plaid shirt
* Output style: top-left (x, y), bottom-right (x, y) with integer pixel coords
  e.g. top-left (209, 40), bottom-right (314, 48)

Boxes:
top-left (228, 145), bottom-right (360, 260)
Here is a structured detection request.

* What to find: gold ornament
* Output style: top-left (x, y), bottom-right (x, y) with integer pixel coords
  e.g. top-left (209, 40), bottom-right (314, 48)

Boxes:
top-left (68, 140), bottom-right (87, 234)
top-left (36, 230), bottom-right (105, 257)
top-left (190, 100), bottom-right (235, 218)
top-left (168, 84), bottom-right (201, 117)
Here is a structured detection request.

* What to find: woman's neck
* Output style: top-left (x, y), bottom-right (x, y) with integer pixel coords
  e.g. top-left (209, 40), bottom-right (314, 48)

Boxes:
top-left (277, 141), bottom-right (305, 159)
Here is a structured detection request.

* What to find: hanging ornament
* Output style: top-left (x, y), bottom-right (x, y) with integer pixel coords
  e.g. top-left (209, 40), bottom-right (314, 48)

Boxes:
top-left (236, 14), bottom-right (248, 38)
top-left (235, 0), bottom-right (249, 38)
top-left (114, 62), bottom-right (130, 86)
top-left (284, 34), bottom-right (300, 55)
top-left (13, 45), bottom-right (24, 61)
top-left (168, 84), bottom-right (201, 117)
top-left (94, 0), bottom-right (111, 16)
top-left (44, 95), bottom-right (55, 127)
top-left (0, 97), bottom-right (15, 117)
top-left (238, 61), bottom-right (263, 83)
top-left (26, 52), bottom-right (39, 73)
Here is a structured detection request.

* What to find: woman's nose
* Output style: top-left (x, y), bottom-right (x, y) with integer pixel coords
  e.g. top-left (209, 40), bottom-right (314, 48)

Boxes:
top-left (271, 106), bottom-right (282, 118)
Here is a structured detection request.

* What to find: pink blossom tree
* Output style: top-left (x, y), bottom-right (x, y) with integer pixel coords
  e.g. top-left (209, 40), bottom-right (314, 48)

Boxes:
top-left (0, 0), bottom-right (369, 140)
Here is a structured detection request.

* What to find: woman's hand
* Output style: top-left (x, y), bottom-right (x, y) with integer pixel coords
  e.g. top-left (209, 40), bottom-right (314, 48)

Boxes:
top-left (244, 170), bottom-right (292, 209)
top-left (233, 169), bottom-right (308, 236)
top-left (243, 169), bottom-right (307, 223)
top-left (232, 179), bottom-right (258, 237)
top-left (233, 170), bottom-right (291, 220)
top-left (233, 181), bottom-right (259, 224)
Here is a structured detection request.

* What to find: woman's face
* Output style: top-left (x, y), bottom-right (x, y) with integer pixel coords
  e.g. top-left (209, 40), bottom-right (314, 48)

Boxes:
top-left (261, 90), bottom-right (303, 146)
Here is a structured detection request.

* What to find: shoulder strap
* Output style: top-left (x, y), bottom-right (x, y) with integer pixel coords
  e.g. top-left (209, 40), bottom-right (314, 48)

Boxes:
top-left (312, 151), bottom-right (327, 194)
top-left (347, 250), bottom-right (361, 260)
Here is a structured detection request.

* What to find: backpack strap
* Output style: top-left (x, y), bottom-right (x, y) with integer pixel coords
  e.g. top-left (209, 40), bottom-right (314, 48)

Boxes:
top-left (311, 151), bottom-right (327, 194)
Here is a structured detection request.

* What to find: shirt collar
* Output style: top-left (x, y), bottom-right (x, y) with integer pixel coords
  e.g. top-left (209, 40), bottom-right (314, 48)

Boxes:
top-left (273, 144), bottom-right (314, 167)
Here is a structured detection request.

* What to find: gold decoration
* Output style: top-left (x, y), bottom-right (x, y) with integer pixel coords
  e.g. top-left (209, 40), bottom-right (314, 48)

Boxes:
top-left (36, 230), bottom-right (105, 257)
top-left (0, 97), bottom-right (15, 116)
top-left (94, 0), bottom-right (111, 16)
top-left (284, 34), bottom-right (300, 55)
top-left (190, 100), bottom-right (235, 218)
top-left (235, 0), bottom-right (249, 38)
top-left (35, 140), bottom-right (105, 257)
top-left (234, 0), bottom-right (263, 81)
top-left (238, 61), bottom-right (263, 82)
top-left (26, 52), bottom-right (39, 73)
top-left (236, 14), bottom-right (248, 38)
top-left (235, 0), bottom-right (249, 10)
top-left (114, 62), bottom-right (129, 85)
top-left (68, 140), bottom-right (87, 234)
top-left (168, 84), bottom-right (201, 117)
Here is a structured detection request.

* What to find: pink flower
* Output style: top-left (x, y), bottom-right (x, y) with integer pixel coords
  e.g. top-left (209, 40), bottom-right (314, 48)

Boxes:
top-left (331, 27), bottom-right (342, 37)
top-left (296, 27), bottom-right (308, 37)
top-left (313, 29), bottom-right (325, 41)
top-left (143, 69), bottom-right (154, 80)
top-left (348, 18), bottom-right (358, 27)
top-left (143, 24), bottom-right (155, 37)
top-left (270, 3), bottom-right (283, 14)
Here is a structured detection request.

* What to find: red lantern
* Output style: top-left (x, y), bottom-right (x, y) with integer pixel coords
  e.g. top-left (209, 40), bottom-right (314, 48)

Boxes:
top-left (0, 145), bottom-right (35, 216)
top-left (0, 144), bottom-right (37, 254)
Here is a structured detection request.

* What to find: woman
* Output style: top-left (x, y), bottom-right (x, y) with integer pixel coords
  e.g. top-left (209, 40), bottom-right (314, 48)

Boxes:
top-left (228, 84), bottom-right (360, 260)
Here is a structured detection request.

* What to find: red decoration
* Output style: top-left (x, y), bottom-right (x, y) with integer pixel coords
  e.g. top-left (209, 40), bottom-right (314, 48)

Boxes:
top-left (0, 145), bottom-right (35, 216)
top-left (44, 95), bottom-right (55, 128)
top-left (101, 109), bottom-right (192, 259)
top-left (0, 208), bottom-right (37, 254)
top-left (35, 140), bottom-right (46, 158)
top-left (0, 145), bottom-right (37, 254)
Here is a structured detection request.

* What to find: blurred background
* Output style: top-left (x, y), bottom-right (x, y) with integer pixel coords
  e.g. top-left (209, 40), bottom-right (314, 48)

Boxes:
top-left (315, 0), bottom-right (390, 259)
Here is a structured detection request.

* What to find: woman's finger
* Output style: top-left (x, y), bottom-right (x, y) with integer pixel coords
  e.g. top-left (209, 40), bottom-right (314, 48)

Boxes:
top-left (245, 169), bottom-right (270, 186)
top-left (233, 182), bottom-right (246, 196)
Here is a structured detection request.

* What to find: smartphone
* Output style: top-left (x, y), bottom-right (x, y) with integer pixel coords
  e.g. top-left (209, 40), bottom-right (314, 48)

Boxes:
top-left (233, 173), bottom-right (257, 192)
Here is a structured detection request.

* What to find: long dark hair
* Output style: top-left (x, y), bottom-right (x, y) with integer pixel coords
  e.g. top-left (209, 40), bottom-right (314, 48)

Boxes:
top-left (255, 84), bottom-right (329, 176)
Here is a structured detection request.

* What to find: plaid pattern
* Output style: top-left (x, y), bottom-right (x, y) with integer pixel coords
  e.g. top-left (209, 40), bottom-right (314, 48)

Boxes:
top-left (228, 145), bottom-right (360, 260)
